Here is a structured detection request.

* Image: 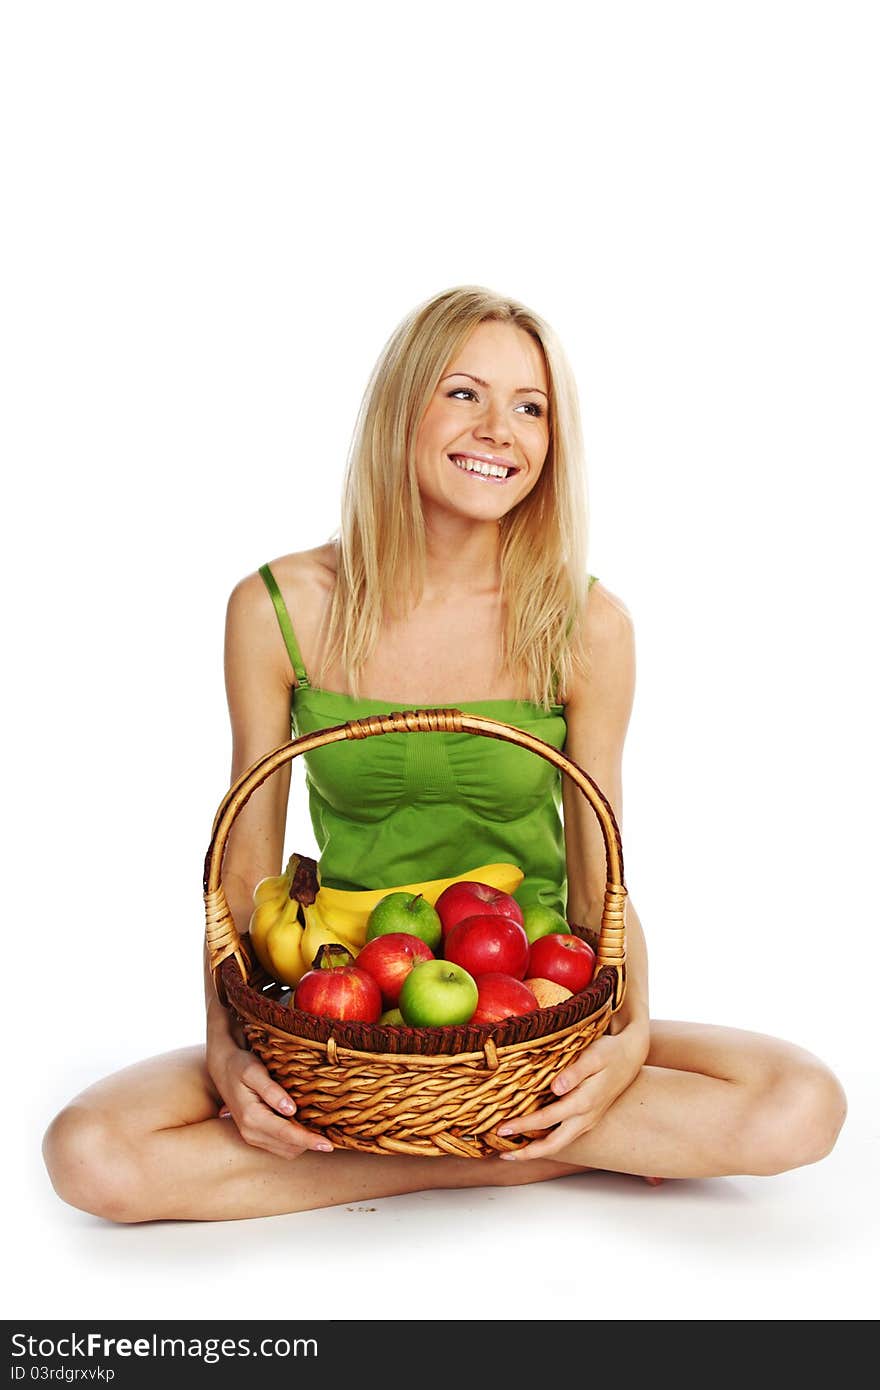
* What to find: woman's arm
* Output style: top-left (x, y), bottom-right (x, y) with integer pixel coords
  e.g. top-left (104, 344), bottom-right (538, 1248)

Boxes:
top-left (221, 569), bottom-right (296, 928)
top-left (495, 584), bottom-right (649, 1159)
top-left (205, 563), bottom-right (333, 1158)
top-left (606, 899), bottom-right (648, 1041)
top-left (561, 580), bottom-right (648, 1044)
top-left (206, 569), bottom-right (294, 1041)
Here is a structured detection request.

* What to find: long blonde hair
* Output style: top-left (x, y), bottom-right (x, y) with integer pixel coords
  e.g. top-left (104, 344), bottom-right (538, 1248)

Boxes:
top-left (315, 285), bottom-right (593, 709)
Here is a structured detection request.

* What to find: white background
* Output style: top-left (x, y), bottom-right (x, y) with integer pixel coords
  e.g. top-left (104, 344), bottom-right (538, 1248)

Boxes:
top-left (3, 0), bottom-right (878, 1322)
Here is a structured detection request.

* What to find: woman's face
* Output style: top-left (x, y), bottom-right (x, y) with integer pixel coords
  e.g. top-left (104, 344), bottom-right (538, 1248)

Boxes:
top-left (414, 320), bottom-right (550, 521)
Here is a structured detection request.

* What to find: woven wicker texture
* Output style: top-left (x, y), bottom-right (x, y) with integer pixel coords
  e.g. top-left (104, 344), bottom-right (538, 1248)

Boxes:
top-left (203, 707), bottom-right (628, 1157)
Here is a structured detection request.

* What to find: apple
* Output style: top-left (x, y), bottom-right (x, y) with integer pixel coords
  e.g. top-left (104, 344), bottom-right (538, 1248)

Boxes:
top-left (521, 903), bottom-right (572, 945)
top-left (356, 932), bottom-right (435, 1006)
top-left (366, 891), bottom-right (442, 952)
top-left (398, 959), bottom-right (479, 1027)
top-left (294, 962), bottom-right (382, 1023)
top-left (379, 1007), bottom-right (405, 1025)
top-left (470, 973), bottom-right (537, 1025)
top-left (527, 933), bottom-right (596, 993)
top-left (444, 913), bottom-right (530, 981)
top-left (524, 976), bottom-right (573, 1008)
top-left (434, 880), bottom-right (524, 940)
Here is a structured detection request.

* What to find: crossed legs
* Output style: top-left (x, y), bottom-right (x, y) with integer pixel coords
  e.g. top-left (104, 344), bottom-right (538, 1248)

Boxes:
top-left (42, 1020), bottom-right (846, 1223)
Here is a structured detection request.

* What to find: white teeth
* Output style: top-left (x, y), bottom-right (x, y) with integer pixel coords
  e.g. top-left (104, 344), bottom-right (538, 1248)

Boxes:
top-left (450, 455), bottom-right (512, 479)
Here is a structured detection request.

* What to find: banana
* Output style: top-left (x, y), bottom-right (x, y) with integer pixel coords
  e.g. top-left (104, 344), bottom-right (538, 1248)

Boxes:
top-left (310, 862), bottom-right (524, 950)
top-left (301, 903), bottom-right (360, 974)
top-left (248, 894), bottom-right (300, 973)
top-left (252, 872), bottom-right (291, 908)
top-left (248, 854), bottom-right (307, 980)
top-left (265, 915), bottom-right (309, 986)
top-left (253, 853), bottom-right (306, 908)
top-left (249, 858), bottom-right (525, 979)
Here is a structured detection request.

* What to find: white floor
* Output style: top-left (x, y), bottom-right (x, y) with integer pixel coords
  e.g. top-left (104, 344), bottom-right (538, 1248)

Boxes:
top-left (13, 1065), bottom-right (877, 1323)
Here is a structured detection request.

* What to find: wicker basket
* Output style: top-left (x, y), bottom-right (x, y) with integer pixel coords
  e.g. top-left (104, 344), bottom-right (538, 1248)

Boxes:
top-left (204, 707), bottom-right (628, 1158)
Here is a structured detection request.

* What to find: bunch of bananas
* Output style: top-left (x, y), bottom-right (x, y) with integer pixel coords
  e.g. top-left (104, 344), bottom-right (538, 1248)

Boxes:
top-left (247, 858), bottom-right (524, 987)
top-left (247, 854), bottom-right (309, 984)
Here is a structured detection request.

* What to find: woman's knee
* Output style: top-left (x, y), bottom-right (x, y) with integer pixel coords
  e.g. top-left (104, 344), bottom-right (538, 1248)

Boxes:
top-left (745, 1055), bottom-right (848, 1176)
top-left (42, 1104), bottom-right (146, 1223)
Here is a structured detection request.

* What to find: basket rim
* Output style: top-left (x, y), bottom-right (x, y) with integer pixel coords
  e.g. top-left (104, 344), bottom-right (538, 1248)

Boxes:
top-left (221, 923), bottom-right (617, 1058)
top-left (236, 1006), bottom-right (614, 1068)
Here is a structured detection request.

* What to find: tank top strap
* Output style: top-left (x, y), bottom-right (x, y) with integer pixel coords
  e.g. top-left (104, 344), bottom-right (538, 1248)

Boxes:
top-left (258, 563), bottom-right (310, 689)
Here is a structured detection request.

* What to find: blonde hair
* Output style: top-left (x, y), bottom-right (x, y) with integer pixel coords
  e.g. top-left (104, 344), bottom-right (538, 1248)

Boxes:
top-left (315, 284), bottom-right (593, 710)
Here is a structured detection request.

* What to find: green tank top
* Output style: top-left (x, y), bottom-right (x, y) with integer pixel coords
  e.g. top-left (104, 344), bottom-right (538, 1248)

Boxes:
top-left (258, 564), bottom-right (598, 919)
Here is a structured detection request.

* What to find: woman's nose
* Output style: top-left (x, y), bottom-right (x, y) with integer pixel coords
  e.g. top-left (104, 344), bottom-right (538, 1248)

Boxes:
top-left (476, 400), bottom-right (513, 445)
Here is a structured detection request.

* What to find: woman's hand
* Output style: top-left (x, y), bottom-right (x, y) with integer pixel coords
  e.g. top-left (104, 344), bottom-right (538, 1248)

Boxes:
top-left (495, 1024), bottom-right (649, 1161)
top-left (207, 1032), bottom-right (333, 1161)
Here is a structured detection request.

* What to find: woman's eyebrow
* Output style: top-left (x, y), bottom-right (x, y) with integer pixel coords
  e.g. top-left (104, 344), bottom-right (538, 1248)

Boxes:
top-left (441, 371), bottom-right (548, 400)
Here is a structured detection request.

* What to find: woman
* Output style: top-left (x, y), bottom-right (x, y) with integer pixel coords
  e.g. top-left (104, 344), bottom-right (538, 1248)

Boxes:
top-left (42, 286), bottom-right (847, 1222)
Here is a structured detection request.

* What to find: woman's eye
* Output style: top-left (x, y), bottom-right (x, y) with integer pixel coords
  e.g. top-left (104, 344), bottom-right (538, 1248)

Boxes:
top-left (447, 389), bottom-right (543, 418)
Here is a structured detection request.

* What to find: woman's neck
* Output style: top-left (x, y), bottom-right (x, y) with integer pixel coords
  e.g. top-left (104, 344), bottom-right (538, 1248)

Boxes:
top-left (422, 521), bottom-right (502, 602)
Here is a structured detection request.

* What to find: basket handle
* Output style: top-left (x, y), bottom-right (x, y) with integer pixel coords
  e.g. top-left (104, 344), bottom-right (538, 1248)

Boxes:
top-left (203, 707), bottom-right (627, 1009)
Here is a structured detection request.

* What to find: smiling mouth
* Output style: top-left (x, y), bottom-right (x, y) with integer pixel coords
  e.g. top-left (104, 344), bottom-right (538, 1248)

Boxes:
top-left (448, 454), bottom-right (520, 482)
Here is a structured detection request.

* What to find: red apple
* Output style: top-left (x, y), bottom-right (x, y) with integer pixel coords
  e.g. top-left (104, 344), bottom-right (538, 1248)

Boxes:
top-left (527, 933), bottom-right (596, 993)
top-left (470, 973), bottom-right (537, 1025)
top-left (443, 913), bottom-right (530, 981)
top-left (293, 959), bottom-right (382, 1022)
top-left (434, 880), bottom-right (524, 940)
top-left (355, 932), bottom-right (435, 1006)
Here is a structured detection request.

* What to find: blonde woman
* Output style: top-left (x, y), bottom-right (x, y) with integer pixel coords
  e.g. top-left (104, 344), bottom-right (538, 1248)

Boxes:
top-left (43, 286), bottom-right (847, 1222)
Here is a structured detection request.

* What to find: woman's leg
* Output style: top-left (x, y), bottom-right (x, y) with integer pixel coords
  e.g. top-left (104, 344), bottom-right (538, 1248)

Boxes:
top-left (43, 1021), bottom-right (847, 1223)
top-left (41, 1046), bottom-right (582, 1223)
top-left (535, 1019), bottom-right (848, 1179)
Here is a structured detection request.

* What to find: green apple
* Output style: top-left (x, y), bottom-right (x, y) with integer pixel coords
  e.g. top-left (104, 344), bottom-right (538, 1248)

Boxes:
top-left (366, 892), bottom-right (442, 952)
top-left (398, 959), bottom-right (479, 1027)
top-left (521, 903), bottom-right (572, 945)
top-left (379, 1007), bottom-right (405, 1025)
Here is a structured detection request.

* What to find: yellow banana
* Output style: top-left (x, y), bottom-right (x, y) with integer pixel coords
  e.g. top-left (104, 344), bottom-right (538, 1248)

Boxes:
top-left (265, 916), bottom-right (309, 986)
top-left (253, 871), bottom-right (292, 908)
top-left (250, 858), bottom-right (524, 978)
top-left (310, 862), bottom-right (524, 950)
top-left (248, 854), bottom-right (307, 979)
top-left (248, 894), bottom-right (300, 974)
top-left (254, 852), bottom-right (307, 906)
top-left (301, 904), bottom-right (361, 973)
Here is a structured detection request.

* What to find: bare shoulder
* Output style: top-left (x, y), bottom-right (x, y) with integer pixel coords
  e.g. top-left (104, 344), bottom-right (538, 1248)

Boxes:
top-left (585, 579), bottom-right (634, 644)
top-left (225, 543), bottom-right (337, 686)
top-left (261, 542), bottom-right (338, 595)
top-left (562, 580), bottom-right (636, 713)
